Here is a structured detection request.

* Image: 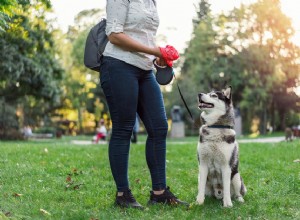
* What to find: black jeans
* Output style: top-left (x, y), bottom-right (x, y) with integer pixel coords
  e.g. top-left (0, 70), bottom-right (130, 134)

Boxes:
top-left (100, 56), bottom-right (168, 192)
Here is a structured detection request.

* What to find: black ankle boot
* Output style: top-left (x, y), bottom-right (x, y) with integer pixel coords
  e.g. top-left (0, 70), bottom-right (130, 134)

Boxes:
top-left (148, 186), bottom-right (189, 207)
top-left (115, 189), bottom-right (144, 209)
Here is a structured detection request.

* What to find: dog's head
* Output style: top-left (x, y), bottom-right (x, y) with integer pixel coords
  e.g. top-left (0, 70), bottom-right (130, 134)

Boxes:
top-left (198, 86), bottom-right (234, 125)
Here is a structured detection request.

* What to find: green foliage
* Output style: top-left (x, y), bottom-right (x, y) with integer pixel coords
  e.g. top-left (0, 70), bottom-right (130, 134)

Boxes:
top-left (0, 3), bottom-right (62, 101)
top-left (72, 30), bottom-right (89, 71)
top-left (33, 126), bottom-right (56, 134)
top-left (0, 0), bottom-right (16, 31)
top-left (0, 138), bottom-right (299, 219)
top-left (0, 99), bottom-right (18, 131)
top-left (0, 0), bottom-right (51, 32)
top-left (166, 2), bottom-right (219, 123)
top-left (227, 0), bottom-right (300, 132)
top-left (193, 0), bottom-right (211, 28)
top-left (179, 0), bottom-right (300, 134)
top-left (0, 0), bottom-right (64, 135)
top-left (54, 8), bottom-right (107, 133)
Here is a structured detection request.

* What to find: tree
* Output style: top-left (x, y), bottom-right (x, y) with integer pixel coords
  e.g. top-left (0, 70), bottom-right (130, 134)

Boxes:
top-left (192, 0), bottom-right (211, 28)
top-left (54, 8), bottom-right (107, 133)
top-left (179, 0), bottom-right (300, 134)
top-left (0, 0), bottom-right (64, 138)
top-left (176, 0), bottom-right (232, 128)
top-left (226, 0), bottom-right (300, 133)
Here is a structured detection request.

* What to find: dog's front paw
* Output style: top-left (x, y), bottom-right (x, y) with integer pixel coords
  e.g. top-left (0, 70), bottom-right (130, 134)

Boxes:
top-left (236, 196), bottom-right (244, 203)
top-left (223, 198), bottom-right (233, 208)
top-left (196, 195), bottom-right (205, 205)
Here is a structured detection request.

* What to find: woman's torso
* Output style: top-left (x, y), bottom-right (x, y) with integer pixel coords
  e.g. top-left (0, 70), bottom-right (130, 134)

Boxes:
top-left (104, 0), bottom-right (159, 70)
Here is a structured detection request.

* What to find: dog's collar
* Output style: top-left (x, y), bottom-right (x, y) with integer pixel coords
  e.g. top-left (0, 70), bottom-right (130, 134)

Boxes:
top-left (207, 125), bottom-right (234, 129)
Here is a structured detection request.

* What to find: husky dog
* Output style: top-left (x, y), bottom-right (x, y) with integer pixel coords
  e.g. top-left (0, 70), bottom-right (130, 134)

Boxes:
top-left (196, 87), bottom-right (246, 208)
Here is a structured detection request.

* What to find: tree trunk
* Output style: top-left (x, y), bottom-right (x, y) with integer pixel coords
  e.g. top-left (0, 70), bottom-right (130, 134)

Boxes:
top-left (278, 109), bottom-right (286, 131)
top-left (1, 98), bottom-right (7, 137)
top-left (78, 107), bottom-right (83, 134)
top-left (264, 105), bottom-right (267, 134)
top-left (259, 105), bottom-right (267, 135)
top-left (270, 101), bottom-right (275, 132)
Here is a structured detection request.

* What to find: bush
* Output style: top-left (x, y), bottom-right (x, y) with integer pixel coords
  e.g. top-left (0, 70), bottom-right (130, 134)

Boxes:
top-left (33, 127), bottom-right (56, 135)
top-left (0, 128), bottom-right (24, 140)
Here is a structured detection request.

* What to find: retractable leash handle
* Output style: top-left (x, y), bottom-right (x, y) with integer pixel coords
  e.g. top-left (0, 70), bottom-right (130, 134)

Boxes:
top-left (153, 59), bottom-right (194, 123)
top-left (153, 59), bottom-right (174, 85)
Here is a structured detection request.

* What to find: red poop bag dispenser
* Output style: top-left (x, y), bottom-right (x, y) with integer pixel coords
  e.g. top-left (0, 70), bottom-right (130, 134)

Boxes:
top-left (159, 45), bottom-right (180, 67)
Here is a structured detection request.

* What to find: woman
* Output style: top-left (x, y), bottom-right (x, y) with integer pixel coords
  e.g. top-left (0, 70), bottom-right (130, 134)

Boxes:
top-left (101, 0), bottom-right (188, 209)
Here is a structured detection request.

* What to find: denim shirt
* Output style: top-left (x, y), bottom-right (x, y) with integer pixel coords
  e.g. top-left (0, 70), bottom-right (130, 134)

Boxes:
top-left (104, 0), bottom-right (159, 70)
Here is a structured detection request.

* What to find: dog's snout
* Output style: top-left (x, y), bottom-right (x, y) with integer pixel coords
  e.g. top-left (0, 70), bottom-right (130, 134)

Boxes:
top-left (198, 93), bottom-right (204, 99)
top-left (218, 190), bottom-right (222, 194)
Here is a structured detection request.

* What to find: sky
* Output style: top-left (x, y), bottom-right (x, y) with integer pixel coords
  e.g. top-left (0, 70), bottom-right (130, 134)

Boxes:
top-left (50, 0), bottom-right (300, 53)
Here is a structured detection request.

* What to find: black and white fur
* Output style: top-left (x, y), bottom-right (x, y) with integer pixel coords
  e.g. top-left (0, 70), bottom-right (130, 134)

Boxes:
top-left (196, 87), bottom-right (246, 208)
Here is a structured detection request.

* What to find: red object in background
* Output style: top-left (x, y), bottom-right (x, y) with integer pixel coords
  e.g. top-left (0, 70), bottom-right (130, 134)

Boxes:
top-left (95, 133), bottom-right (105, 143)
top-left (159, 45), bottom-right (179, 67)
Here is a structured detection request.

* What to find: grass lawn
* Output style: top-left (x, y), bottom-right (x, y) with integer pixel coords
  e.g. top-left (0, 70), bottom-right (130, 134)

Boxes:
top-left (0, 136), bottom-right (299, 220)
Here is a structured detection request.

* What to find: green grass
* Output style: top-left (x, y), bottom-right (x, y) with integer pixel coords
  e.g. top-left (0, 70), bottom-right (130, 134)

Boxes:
top-left (0, 137), bottom-right (299, 220)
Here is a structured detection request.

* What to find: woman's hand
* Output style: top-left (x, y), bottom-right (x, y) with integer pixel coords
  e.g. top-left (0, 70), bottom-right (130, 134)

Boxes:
top-left (155, 57), bottom-right (167, 67)
top-left (159, 45), bottom-right (179, 67)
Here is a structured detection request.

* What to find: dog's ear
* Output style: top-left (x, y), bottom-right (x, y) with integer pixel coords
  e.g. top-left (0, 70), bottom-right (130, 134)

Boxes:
top-left (224, 86), bottom-right (232, 100)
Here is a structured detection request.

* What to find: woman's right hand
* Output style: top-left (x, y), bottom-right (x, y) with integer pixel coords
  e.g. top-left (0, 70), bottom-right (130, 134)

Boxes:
top-left (158, 45), bottom-right (179, 67)
top-left (155, 57), bottom-right (167, 67)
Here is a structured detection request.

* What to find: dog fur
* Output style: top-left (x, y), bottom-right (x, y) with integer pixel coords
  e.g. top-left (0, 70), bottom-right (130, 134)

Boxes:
top-left (196, 87), bottom-right (246, 207)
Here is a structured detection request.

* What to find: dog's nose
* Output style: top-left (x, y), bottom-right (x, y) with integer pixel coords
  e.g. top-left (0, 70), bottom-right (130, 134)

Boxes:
top-left (218, 190), bottom-right (222, 194)
top-left (198, 93), bottom-right (204, 99)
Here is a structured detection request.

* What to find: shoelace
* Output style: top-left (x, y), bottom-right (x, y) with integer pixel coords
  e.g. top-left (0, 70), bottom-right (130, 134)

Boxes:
top-left (123, 190), bottom-right (136, 202)
top-left (164, 188), bottom-right (179, 204)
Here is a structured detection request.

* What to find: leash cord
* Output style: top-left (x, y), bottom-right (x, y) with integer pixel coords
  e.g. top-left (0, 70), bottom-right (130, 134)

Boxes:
top-left (173, 74), bottom-right (194, 121)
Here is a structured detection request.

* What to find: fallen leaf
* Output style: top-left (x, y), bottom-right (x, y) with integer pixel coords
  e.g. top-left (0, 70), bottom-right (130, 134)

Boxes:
top-left (44, 148), bottom-right (48, 153)
top-left (40, 209), bottom-right (51, 215)
top-left (135, 178), bottom-right (140, 184)
top-left (12, 193), bottom-right (23, 197)
top-left (73, 183), bottom-right (84, 190)
top-left (71, 168), bottom-right (83, 176)
top-left (293, 159), bottom-right (300, 163)
top-left (5, 212), bottom-right (11, 217)
top-left (72, 168), bottom-right (78, 175)
top-left (65, 182), bottom-right (74, 189)
top-left (66, 175), bottom-right (72, 182)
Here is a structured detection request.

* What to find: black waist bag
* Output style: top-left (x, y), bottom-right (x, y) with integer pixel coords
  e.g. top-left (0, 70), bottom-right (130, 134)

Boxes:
top-left (84, 18), bottom-right (108, 72)
top-left (84, 0), bottom-right (132, 72)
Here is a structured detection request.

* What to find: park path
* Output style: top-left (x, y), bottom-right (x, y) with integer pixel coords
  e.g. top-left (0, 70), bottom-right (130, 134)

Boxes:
top-left (238, 136), bottom-right (285, 143)
top-left (167, 136), bottom-right (286, 145)
top-left (71, 137), bottom-right (287, 145)
top-left (71, 140), bottom-right (107, 145)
